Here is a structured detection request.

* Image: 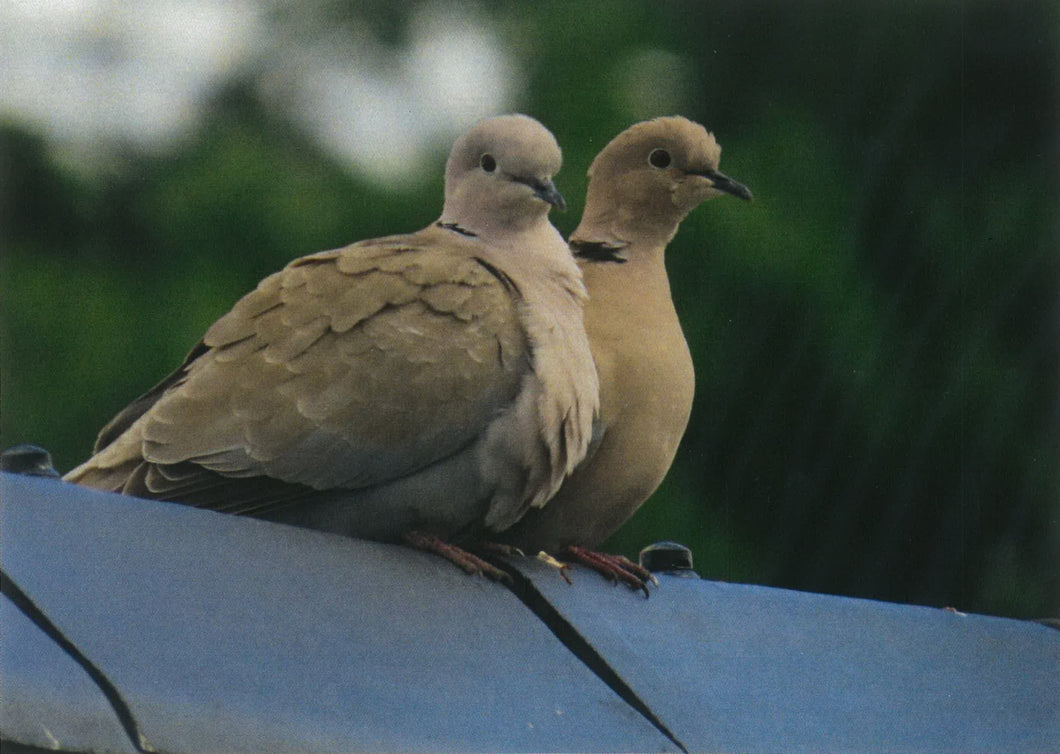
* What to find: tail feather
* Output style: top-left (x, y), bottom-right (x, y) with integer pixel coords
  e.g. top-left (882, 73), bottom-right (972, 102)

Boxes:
top-left (63, 458), bottom-right (142, 493)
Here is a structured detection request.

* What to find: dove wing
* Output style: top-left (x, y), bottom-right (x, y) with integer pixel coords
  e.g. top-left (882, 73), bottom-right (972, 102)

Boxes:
top-left (68, 229), bottom-right (531, 512)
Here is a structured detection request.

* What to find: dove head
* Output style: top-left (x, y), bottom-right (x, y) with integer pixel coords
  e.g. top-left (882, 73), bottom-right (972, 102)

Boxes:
top-left (441, 114), bottom-right (566, 237)
top-left (578, 116), bottom-right (751, 246)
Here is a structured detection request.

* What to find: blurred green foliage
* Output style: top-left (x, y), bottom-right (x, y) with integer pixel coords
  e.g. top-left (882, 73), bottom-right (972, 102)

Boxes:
top-left (2, 0), bottom-right (1056, 618)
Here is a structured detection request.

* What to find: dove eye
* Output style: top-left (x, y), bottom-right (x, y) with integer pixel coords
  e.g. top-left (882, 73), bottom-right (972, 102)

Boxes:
top-left (480, 153), bottom-right (497, 173)
top-left (648, 148), bottom-right (672, 168)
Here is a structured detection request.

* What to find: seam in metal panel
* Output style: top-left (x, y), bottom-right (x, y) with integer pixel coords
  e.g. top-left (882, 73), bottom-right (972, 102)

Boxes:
top-left (0, 569), bottom-right (153, 754)
top-left (495, 562), bottom-right (688, 753)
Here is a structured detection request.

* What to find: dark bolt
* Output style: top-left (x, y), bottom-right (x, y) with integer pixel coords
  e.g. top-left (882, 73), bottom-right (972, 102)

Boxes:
top-left (639, 541), bottom-right (698, 578)
top-left (1, 444), bottom-right (61, 478)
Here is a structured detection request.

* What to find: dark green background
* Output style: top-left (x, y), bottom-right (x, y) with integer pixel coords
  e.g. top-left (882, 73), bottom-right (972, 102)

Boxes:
top-left (3, 1), bottom-right (1057, 619)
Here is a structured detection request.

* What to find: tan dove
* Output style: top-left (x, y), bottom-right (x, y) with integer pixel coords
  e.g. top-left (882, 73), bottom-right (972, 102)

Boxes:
top-left (65, 114), bottom-right (599, 579)
top-left (500, 117), bottom-right (752, 585)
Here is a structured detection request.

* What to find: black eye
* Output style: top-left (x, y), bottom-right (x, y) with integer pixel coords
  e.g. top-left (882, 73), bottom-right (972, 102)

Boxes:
top-left (480, 153), bottom-right (497, 173)
top-left (648, 148), bottom-right (672, 168)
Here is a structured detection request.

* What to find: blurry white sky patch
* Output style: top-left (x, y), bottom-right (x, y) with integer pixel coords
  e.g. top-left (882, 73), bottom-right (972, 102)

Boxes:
top-left (0, 0), bottom-right (519, 183)
top-left (260, 3), bottom-right (520, 184)
top-left (0, 0), bottom-right (263, 148)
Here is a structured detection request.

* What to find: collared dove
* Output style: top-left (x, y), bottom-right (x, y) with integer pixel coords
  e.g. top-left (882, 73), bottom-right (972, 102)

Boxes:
top-left (500, 117), bottom-right (752, 586)
top-left (65, 114), bottom-right (599, 580)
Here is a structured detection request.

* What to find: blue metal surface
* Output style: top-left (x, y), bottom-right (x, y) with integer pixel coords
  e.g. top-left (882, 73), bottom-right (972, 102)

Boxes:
top-left (511, 557), bottom-right (1060, 753)
top-left (0, 593), bottom-right (136, 753)
top-left (5, 470), bottom-right (1057, 753)
top-left (0, 473), bottom-right (676, 753)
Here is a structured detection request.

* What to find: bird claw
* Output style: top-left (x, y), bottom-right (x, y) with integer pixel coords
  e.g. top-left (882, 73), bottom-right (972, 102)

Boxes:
top-left (536, 551), bottom-right (573, 584)
top-left (402, 530), bottom-right (512, 584)
top-left (479, 541), bottom-right (526, 559)
top-left (563, 545), bottom-right (656, 597)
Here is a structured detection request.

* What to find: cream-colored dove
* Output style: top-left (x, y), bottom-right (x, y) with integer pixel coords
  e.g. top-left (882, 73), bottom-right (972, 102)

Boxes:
top-left (65, 114), bottom-right (598, 579)
top-left (500, 117), bottom-right (752, 585)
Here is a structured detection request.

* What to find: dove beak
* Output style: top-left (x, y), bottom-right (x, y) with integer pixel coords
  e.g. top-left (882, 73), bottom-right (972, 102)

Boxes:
top-left (692, 168), bottom-right (754, 202)
top-left (524, 177), bottom-right (568, 212)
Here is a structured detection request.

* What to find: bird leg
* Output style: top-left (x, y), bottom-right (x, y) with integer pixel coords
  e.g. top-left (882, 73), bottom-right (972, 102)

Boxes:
top-left (563, 545), bottom-right (658, 597)
top-left (402, 530), bottom-right (512, 583)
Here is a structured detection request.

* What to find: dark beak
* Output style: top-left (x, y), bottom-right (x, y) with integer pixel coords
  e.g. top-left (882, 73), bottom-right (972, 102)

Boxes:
top-left (695, 168), bottom-right (754, 201)
top-left (524, 177), bottom-right (567, 212)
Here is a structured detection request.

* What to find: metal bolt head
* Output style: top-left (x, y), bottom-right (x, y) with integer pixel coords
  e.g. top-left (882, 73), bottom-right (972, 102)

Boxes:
top-left (639, 541), bottom-right (698, 577)
top-left (1, 444), bottom-right (60, 478)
